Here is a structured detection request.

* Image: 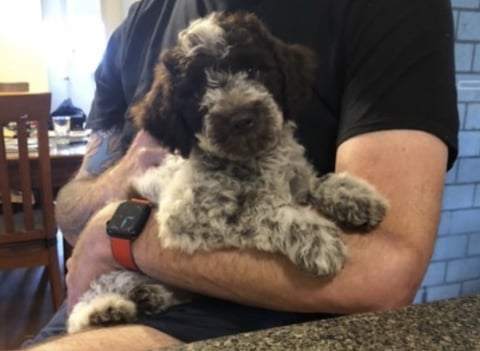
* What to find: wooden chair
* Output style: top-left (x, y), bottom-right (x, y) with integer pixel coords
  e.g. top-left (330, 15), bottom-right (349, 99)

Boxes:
top-left (0, 82), bottom-right (29, 93)
top-left (0, 92), bottom-right (63, 310)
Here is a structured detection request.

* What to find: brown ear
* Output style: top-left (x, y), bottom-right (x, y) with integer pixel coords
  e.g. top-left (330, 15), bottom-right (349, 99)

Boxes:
top-left (129, 48), bottom-right (195, 157)
top-left (277, 43), bottom-right (317, 120)
top-left (130, 60), bottom-right (171, 131)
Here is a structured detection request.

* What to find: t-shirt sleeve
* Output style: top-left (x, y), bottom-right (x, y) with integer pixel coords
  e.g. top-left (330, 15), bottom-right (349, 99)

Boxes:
top-left (85, 29), bottom-right (126, 131)
top-left (338, 0), bottom-right (459, 169)
top-left (85, 2), bottom-right (142, 132)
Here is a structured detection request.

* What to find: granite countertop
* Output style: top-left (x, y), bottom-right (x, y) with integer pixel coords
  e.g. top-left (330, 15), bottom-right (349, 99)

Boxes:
top-left (161, 294), bottom-right (480, 351)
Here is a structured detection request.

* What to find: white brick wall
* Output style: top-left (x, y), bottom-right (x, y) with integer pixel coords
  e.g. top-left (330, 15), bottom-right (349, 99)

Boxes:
top-left (451, 0), bottom-right (480, 8)
top-left (416, 0), bottom-right (480, 303)
top-left (466, 104), bottom-right (480, 128)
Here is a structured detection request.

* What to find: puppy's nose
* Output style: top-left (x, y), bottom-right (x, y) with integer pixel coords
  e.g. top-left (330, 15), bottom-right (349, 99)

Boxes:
top-left (231, 114), bottom-right (255, 133)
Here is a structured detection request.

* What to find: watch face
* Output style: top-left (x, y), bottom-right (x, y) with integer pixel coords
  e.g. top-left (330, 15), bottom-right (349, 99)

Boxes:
top-left (107, 200), bottom-right (151, 239)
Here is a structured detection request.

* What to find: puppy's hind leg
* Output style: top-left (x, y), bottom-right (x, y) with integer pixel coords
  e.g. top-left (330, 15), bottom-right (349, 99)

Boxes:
top-left (309, 173), bottom-right (388, 231)
top-left (68, 293), bottom-right (137, 333)
top-left (67, 271), bottom-right (152, 333)
top-left (129, 283), bottom-right (190, 315)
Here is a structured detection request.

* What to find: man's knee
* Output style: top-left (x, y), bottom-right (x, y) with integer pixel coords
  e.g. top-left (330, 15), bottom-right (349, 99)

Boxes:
top-left (127, 324), bottom-right (182, 346)
top-left (23, 325), bottom-right (182, 351)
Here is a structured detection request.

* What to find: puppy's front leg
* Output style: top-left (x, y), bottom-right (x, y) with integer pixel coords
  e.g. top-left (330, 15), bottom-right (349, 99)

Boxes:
top-left (255, 206), bottom-right (346, 276)
top-left (309, 173), bottom-right (387, 231)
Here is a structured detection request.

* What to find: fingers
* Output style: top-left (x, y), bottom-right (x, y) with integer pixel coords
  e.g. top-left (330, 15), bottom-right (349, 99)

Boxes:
top-left (126, 130), bottom-right (168, 171)
top-left (65, 206), bottom-right (120, 313)
top-left (65, 256), bottom-right (80, 313)
top-left (137, 147), bottom-right (168, 170)
top-left (132, 129), bottom-right (160, 149)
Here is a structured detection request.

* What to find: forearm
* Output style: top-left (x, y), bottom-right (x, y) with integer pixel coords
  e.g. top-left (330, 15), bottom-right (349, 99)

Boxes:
top-left (134, 215), bottom-right (421, 314)
top-left (55, 129), bottom-right (126, 243)
top-left (55, 170), bottom-right (127, 244)
top-left (56, 130), bottom-right (166, 244)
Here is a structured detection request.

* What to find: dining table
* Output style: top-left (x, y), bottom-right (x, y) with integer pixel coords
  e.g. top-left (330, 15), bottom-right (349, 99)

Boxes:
top-left (6, 141), bottom-right (86, 190)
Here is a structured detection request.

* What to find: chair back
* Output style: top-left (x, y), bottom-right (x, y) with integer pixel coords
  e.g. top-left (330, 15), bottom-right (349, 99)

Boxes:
top-left (0, 93), bottom-right (55, 250)
top-left (0, 93), bottom-right (63, 309)
top-left (0, 82), bottom-right (29, 93)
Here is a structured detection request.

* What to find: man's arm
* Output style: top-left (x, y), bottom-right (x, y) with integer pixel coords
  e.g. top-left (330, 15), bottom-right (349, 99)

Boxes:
top-left (67, 129), bottom-right (447, 313)
top-left (56, 130), bottom-right (166, 245)
top-left (55, 128), bottom-right (124, 244)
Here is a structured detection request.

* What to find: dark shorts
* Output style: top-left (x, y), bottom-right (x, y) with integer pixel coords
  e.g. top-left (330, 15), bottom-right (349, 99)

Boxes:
top-left (23, 297), bottom-right (333, 347)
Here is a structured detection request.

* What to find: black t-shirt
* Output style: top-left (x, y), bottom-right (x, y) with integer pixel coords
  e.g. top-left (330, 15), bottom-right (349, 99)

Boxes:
top-left (87, 0), bottom-right (459, 174)
top-left (84, 0), bottom-right (459, 342)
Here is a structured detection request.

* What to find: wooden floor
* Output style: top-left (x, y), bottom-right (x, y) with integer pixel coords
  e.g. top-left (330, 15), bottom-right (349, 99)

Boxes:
top-left (0, 237), bottom-right (65, 350)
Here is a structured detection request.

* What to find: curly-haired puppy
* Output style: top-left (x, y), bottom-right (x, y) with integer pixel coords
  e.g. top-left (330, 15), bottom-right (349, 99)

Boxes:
top-left (68, 12), bottom-right (387, 333)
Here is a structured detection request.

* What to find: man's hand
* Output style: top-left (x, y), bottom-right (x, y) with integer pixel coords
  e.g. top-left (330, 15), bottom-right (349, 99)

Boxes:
top-left (66, 202), bottom-right (121, 312)
top-left (105, 130), bottom-right (168, 196)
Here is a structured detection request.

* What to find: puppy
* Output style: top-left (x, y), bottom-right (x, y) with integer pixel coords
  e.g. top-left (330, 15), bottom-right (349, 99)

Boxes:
top-left (67, 12), bottom-right (387, 333)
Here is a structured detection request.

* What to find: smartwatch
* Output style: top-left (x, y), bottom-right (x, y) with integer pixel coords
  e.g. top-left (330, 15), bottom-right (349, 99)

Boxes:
top-left (106, 198), bottom-right (152, 271)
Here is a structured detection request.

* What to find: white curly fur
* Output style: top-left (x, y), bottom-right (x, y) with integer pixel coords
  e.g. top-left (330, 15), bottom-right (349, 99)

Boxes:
top-left (68, 293), bottom-right (136, 333)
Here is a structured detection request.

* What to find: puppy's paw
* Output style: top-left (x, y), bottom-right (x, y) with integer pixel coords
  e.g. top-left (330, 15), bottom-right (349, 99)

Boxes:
top-left (88, 299), bottom-right (136, 327)
top-left (314, 173), bottom-right (388, 231)
top-left (301, 235), bottom-right (346, 276)
top-left (129, 284), bottom-right (179, 314)
top-left (286, 222), bottom-right (346, 277)
top-left (339, 186), bottom-right (387, 231)
top-left (67, 294), bottom-right (136, 333)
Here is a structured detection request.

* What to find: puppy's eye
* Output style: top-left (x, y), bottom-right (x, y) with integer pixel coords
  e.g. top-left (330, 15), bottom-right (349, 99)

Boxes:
top-left (246, 67), bottom-right (260, 79)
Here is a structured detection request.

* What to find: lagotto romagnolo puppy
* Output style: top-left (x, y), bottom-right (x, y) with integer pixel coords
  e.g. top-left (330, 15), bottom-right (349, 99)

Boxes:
top-left (67, 12), bottom-right (387, 333)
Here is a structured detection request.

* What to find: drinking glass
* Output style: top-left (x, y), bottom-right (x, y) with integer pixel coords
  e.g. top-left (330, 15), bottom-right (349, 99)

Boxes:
top-left (52, 116), bottom-right (71, 147)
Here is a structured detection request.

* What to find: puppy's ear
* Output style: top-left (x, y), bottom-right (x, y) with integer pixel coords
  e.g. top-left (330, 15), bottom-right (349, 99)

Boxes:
top-left (129, 48), bottom-right (194, 157)
top-left (277, 43), bottom-right (316, 120)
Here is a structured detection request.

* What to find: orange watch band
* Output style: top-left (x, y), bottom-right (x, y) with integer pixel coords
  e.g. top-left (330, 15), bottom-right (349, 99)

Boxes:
top-left (109, 198), bottom-right (152, 272)
top-left (110, 236), bottom-right (139, 271)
